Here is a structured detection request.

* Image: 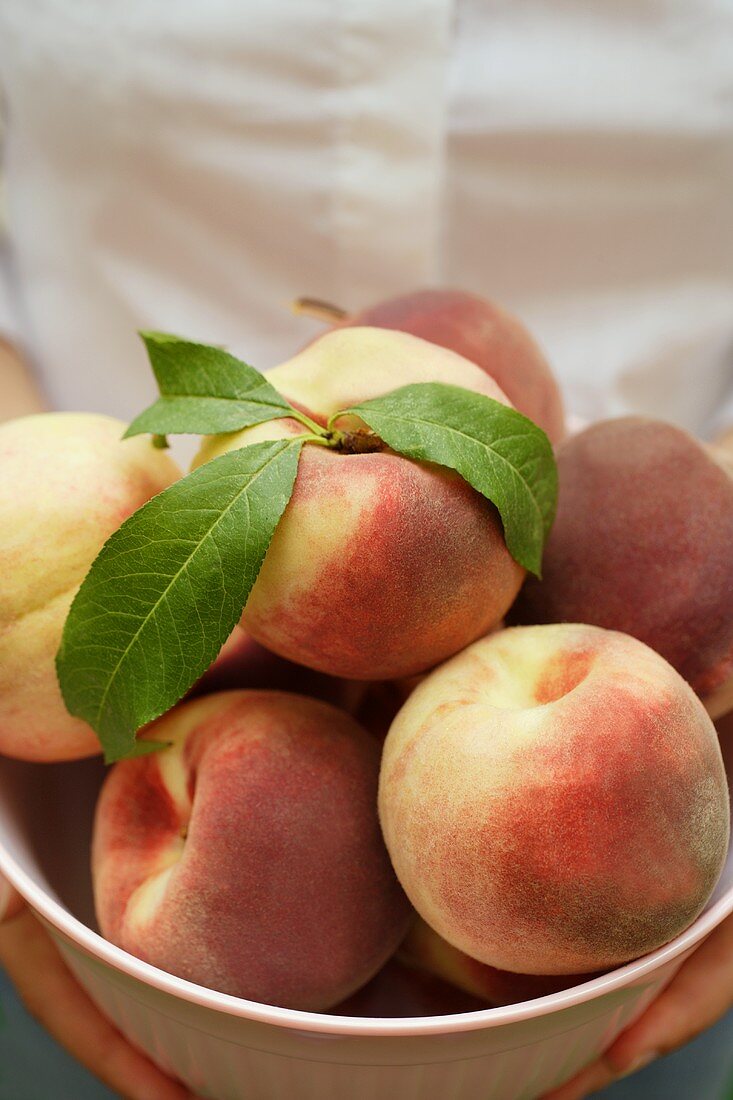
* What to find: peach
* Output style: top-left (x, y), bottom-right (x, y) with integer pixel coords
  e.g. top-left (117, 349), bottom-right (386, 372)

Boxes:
top-left (702, 432), bottom-right (733, 720)
top-left (399, 918), bottom-right (598, 1007)
top-left (93, 690), bottom-right (412, 1011)
top-left (335, 956), bottom-right (487, 1017)
top-left (194, 327), bottom-right (525, 680)
top-left (512, 417), bottom-right (733, 699)
top-left (349, 678), bottom-right (416, 743)
top-left (0, 413), bottom-right (180, 762)
top-left (379, 623), bottom-right (729, 975)
top-left (193, 628), bottom-right (413, 743)
top-left (191, 625), bottom-right (368, 714)
top-left (301, 288), bottom-right (565, 442)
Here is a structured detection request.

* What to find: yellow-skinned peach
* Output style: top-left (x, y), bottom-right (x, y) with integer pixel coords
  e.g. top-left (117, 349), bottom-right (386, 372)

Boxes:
top-left (194, 328), bottom-right (525, 680)
top-left (0, 413), bottom-right (179, 761)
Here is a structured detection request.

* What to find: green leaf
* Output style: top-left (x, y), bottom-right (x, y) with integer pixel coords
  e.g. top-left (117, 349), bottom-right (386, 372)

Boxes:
top-left (341, 384), bottom-right (557, 576)
top-left (56, 439), bottom-right (303, 763)
top-left (124, 332), bottom-right (296, 438)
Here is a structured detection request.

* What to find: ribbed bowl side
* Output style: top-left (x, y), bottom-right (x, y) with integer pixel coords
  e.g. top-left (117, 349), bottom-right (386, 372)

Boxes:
top-left (54, 931), bottom-right (689, 1100)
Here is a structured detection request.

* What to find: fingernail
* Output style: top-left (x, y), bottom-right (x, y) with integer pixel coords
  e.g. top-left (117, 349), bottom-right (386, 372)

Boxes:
top-left (621, 1051), bottom-right (659, 1078)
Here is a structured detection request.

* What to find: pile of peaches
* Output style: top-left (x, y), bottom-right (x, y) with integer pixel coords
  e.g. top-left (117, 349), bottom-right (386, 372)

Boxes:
top-left (1, 289), bottom-right (732, 1015)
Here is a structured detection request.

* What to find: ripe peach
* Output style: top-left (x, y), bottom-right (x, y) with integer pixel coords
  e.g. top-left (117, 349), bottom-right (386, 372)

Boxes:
top-left (195, 327), bottom-right (525, 680)
top-left (93, 690), bottom-right (412, 1011)
top-left (302, 289), bottom-right (565, 442)
top-left (191, 626), bottom-right (368, 714)
top-left (193, 628), bottom-right (412, 744)
top-left (335, 956), bottom-right (487, 1017)
top-left (512, 417), bottom-right (733, 699)
top-left (379, 623), bottom-right (729, 976)
top-left (349, 679), bottom-right (415, 743)
top-left (0, 413), bottom-right (180, 762)
top-left (399, 918), bottom-right (598, 1007)
top-left (702, 434), bottom-right (733, 719)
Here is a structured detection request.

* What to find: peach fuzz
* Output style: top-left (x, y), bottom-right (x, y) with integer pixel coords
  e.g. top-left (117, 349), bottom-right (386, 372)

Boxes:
top-left (379, 623), bottom-right (729, 976)
top-left (0, 413), bottom-right (180, 762)
top-left (513, 417), bottom-right (733, 699)
top-left (92, 690), bottom-right (412, 1011)
top-left (194, 327), bottom-right (525, 680)
top-left (306, 288), bottom-right (565, 443)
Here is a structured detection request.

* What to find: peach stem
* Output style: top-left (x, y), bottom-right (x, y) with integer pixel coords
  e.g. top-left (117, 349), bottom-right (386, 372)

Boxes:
top-left (290, 298), bottom-right (349, 324)
top-left (290, 409), bottom-right (331, 439)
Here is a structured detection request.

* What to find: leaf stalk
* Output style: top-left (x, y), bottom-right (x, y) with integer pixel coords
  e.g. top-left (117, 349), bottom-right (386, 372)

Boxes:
top-left (290, 409), bottom-right (331, 438)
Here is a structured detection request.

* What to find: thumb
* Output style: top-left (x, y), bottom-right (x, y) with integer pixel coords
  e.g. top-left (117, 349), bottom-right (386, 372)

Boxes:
top-left (0, 871), bottom-right (25, 923)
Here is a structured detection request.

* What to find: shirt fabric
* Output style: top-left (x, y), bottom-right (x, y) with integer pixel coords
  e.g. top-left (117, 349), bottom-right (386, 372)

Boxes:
top-left (0, 0), bottom-right (732, 435)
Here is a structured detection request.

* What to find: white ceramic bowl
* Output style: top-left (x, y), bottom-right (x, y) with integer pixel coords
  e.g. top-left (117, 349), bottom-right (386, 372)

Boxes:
top-left (0, 735), bottom-right (731, 1100)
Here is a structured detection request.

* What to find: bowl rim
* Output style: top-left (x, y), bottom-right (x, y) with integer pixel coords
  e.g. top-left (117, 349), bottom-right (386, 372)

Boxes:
top-left (1, 836), bottom-right (731, 1038)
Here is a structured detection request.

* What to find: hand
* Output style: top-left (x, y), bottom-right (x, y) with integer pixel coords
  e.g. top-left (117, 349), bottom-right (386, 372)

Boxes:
top-left (714, 425), bottom-right (733, 460)
top-left (0, 336), bottom-right (46, 420)
top-left (0, 873), bottom-right (201, 1100)
top-left (540, 911), bottom-right (733, 1099)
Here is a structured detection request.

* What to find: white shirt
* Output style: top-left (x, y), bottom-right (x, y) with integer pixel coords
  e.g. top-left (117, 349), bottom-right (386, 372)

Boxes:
top-left (0, 0), bottom-right (732, 434)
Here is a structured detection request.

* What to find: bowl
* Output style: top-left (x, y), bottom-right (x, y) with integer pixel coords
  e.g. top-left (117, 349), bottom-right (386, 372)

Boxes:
top-left (0, 733), bottom-right (731, 1100)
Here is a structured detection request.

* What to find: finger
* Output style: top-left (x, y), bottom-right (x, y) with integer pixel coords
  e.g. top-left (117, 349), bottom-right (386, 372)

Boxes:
top-left (0, 908), bottom-right (200, 1100)
top-left (542, 914), bottom-right (733, 1099)
top-left (540, 1056), bottom-right (617, 1100)
top-left (606, 915), bottom-right (733, 1073)
top-left (0, 871), bottom-right (25, 923)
